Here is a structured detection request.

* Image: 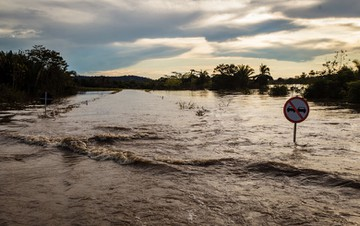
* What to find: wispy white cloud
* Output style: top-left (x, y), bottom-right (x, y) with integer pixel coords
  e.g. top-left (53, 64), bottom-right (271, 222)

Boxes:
top-left (185, 6), bottom-right (285, 29)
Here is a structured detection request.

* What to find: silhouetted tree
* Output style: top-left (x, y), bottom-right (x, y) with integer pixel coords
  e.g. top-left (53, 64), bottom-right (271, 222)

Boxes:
top-left (0, 45), bottom-right (76, 103)
top-left (259, 64), bottom-right (270, 76)
top-left (353, 60), bottom-right (360, 77)
top-left (250, 64), bottom-right (273, 88)
top-left (212, 64), bottom-right (253, 90)
top-left (195, 70), bottom-right (211, 89)
top-left (304, 51), bottom-right (359, 101)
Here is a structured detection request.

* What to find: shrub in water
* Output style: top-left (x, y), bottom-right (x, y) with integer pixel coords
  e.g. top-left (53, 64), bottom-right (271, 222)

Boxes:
top-left (269, 85), bottom-right (288, 96)
top-left (177, 101), bottom-right (195, 110)
top-left (348, 81), bottom-right (360, 103)
top-left (304, 79), bottom-right (346, 99)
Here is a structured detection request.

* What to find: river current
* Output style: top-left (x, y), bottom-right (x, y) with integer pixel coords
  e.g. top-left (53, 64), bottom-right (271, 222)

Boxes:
top-left (0, 89), bottom-right (359, 225)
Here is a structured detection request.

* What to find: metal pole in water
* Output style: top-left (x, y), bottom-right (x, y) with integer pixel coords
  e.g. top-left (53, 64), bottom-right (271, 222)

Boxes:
top-left (293, 123), bottom-right (297, 144)
top-left (44, 92), bottom-right (47, 116)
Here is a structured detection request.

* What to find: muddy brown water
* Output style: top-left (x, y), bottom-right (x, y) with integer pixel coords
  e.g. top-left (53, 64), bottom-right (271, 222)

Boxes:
top-left (1, 90), bottom-right (359, 225)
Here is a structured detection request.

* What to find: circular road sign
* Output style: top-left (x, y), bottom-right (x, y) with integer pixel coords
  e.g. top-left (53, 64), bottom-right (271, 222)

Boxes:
top-left (283, 96), bottom-right (309, 123)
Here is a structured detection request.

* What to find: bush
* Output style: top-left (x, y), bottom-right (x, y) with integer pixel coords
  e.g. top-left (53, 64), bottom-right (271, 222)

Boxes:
top-left (0, 85), bottom-right (28, 109)
top-left (0, 85), bottom-right (27, 102)
top-left (304, 79), bottom-right (346, 99)
top-left (269, 85), bottom-right (288, 96)
top-left (348, 81), bottom-right (360, 103)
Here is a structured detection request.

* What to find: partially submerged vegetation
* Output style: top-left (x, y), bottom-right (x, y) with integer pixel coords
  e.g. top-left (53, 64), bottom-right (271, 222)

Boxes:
top-left (74, 64), bottom-right (273, 91)
top-left (176, 101), bottom-right (209, 117)
top-left (0, 45), bottom-right (77, 107)
top-left (302, 51), bottom-right (360, 103)
top-left (1, 47), bottom-right (360, 107)
top-left (269, 85), bottom-right (289, 97)
top-left (348, 81), bottom-right (360, 103)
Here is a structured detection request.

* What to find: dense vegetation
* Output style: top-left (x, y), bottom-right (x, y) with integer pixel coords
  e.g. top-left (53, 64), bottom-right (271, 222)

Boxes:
top-left (0, 45), bottom-right (76, 105)
top-left (270, 51), bottom-right (360, 102)
top-left (74, 75), bottom-right (154, 90)
top-left (269, 85), bottom-right (289, 97)
top-left (302, 51), bottom-right (360, 103)
top-left (75, 63), bottom-right (273, 92)
top-left (1, 46), bottom-right (360, 106)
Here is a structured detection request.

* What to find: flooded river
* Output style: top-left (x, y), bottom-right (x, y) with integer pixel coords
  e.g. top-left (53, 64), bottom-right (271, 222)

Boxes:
top-left (1, 89), bottom-right (360, 225)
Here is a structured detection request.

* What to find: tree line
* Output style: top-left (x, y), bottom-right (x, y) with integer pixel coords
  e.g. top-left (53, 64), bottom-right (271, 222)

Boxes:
top-left (75, 63), bottom-right (274, 91)
top-left (76, 51), bottom-right (360, 103)
top-left (0, 45), bottom-right (76, 105)
top-left (151, 63), bottom-right (273, 90)
top-left (277, 51), bottom-right (360, 103)
top-left (1, 46), bottom-right (360, 105)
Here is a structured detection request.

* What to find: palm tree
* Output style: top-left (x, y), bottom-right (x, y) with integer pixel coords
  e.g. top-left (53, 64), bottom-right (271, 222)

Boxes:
top-left (233, 64), bottom-right (254, 89)
top-left (250, 64), bottom-right (273, 88)
top-left (196, 70), bottom-right (210, 89)
top-left (212, 64), bottom-right (254, 89)
top-left (353, 60), bottom-right (360, 77)
top-left (259, 63), bottom-right (270, 76)
top-left (236, 64), bottom-right (255, 77)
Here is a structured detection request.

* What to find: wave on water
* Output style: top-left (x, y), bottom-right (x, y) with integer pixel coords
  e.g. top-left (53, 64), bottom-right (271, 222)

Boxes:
top-left (0, 113), bottom-right (16, 123)
top-left (96, 126), bottom-right (133, 132)
top-left (88, 133), bottom-right (163, 144)
top-left (3, 131), bottom-right (360, 192)
top-left (0, 152), bottom-right (48, 162)
top-left (156, 157), bottom-right (236, 166)
top-left (1, 130), bottom-right (236, 172)
top-left (59, 137), bottom-right (152, 164)
top-left (246, 161), bottom-right (360, 190)
top-left (4, 133), bottom-right (60, 146)
top-left (58, 137), bottom-right (179, 173)
top-left (0, 131), bottom-right (156, 165)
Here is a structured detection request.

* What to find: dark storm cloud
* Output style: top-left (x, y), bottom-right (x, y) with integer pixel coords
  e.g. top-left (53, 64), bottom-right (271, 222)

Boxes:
top-left (275, 0), bottom-right (360, 18)
top-left (1, 0), bottom-right (360, 75)
top-left (0, 0), bottom-right (200, 72)
top-left (67, 45), bottom-right (190, 72)
top-left (241, 46), bottom-right (332, 62)
top-left (0, 1), bottom-right (199, 44)
top-left (197, 19), bottom-right (305, 42)
top-left (72, 11), bottom-right (197, 43)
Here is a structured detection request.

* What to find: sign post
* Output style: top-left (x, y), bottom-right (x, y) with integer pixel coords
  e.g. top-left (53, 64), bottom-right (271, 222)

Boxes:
top-left (40, 92), bottom-right (53, 116)
top-left (293, 123), bottom-right (297, 143)
top-left (44, 92), bottom-right (48, 115)
top-left (283, 96), bottom-right (309, 144)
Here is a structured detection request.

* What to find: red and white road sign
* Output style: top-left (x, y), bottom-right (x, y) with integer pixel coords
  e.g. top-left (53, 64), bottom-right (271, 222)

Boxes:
top-left (283, 96), bottom-right (309, 123)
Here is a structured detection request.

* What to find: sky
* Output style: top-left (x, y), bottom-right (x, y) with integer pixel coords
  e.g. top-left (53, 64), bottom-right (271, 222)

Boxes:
top-left (1, 0), bottom-right (360, 79)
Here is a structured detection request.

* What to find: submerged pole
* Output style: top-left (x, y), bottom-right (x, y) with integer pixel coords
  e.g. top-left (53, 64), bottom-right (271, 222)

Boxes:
top-left (44, 92), bottom-right (48, 115)
top-left (293, 122), bottom-right (297, 144)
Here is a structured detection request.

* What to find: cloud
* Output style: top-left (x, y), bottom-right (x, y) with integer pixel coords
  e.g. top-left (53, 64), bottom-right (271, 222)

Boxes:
top-left (237, 45), bottom-right (332, 62)
top-left (0, 0), bottom-right (360, 77)
top-left (190, 19), bottom-right (305, 42)
top-left (276, 0), bottom-right (360, 18)
top-left (66, 44), bottom-right (189, 72)
top-left (0, 0), bottom-right (199, 44)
